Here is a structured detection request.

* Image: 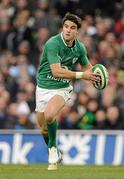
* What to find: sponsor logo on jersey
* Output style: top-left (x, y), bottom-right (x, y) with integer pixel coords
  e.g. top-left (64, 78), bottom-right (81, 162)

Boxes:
top-left (47, 74), bottom-right (70, 83)
top-left (72, 57), bottom-right (78, 64)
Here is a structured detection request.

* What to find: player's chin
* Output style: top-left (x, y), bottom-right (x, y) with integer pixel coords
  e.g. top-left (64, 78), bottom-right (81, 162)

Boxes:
top-left (64, 34), bottom-right (70, 38)
top-left (65, 36), bottom-right (72, 41)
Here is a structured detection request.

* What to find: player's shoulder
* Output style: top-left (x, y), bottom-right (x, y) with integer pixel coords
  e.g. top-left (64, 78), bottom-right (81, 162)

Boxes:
top-left (76, 39), bottom-right (86, 52)
top-left (46, 33), bottom-right (61, 46)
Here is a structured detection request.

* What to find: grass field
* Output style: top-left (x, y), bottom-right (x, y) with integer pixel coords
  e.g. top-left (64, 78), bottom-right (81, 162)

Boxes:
top-left (0, 164), bottom-right (124, 179)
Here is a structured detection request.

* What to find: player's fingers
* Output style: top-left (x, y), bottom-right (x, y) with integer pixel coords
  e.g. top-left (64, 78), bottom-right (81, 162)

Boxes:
top-left (92, 73), bottom-right (101, 78)
top-left (92, 73), bottom-right (101, 81)
top-left (91, 74), bottom-right (101, 82)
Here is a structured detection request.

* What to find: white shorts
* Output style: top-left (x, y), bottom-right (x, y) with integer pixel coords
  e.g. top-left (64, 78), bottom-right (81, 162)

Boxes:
top-left (35, 85), bottom-right (73, 112)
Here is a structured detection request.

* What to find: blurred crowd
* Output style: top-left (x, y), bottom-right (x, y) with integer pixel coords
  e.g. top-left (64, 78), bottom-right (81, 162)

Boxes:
top-left (0, 0), bottom-right (124, 130)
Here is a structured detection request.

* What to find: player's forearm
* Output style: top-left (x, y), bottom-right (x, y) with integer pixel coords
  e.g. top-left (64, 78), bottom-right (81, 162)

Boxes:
top-left (52, 68), bottom-right (76, 79)
top-left (51, 65), bottom-right (100, 81)
top-left (50, 64), bottom-right (89, 80)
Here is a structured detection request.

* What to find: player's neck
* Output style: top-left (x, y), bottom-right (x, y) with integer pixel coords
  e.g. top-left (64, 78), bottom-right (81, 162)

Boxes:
top-left (61, 33), bottom-right (75, 48)
top-left (65, 40), bottom-right (73, 47)
top-left (65, 39), bottom-right (75, 48)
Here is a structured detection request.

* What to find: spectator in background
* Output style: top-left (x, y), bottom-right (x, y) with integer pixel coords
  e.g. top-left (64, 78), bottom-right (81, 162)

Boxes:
top-left (34, 0), bottom-right (61, 36)
top-left (9, 54), bottom-right (36, 83)
top-left (100, 86), bottom-right (116, 109)
top-left (95, 109), bottom-right (107, 129)
top-left (100, 46), bottom-right (120, 68)
top-left (77, 98), bottom-right (98, 129)
top-left (0, 0), bottom-right (15, 15)
top-left (4, 103), bottom-right (18, 129)
top-left (114, 70), bottom-right (124, 124)
top-left (0, 18), bottom-right (14, 51)
top-left (12, 10), bottom-right (34, 53)
top-left (16, 40), bottom-right (37, 67)
top-left (0, 97), bottom-right (8, 128)
top-left (108, 66), bottom-right (118, 88)
top-left (105, 32), bottom-right (122, 60)
top-left (35, 27), bottom-right (50, 53)
top-left (59, 105), bottom-right (79, 129)
top-left (115, 15), bottom-right (124, 44)
top-left (0, 82), bottom-right (10, 128)
top-left (0, 53), bottom-right (18, 101)
top-left (15, 0), bottom-right (29, 13)
top-left (106, 106), bottom-right (122, 129)
top-left (15, 101), bottom-right (35, 129)
top-left (75, 91), bottom-right (90, 116)
top-left (24, 81), bottom-right (36, 112)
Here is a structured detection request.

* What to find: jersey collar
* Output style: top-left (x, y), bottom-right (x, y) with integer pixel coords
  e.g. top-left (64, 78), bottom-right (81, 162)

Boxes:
top-left (61, 32), bottom-right (67, 46)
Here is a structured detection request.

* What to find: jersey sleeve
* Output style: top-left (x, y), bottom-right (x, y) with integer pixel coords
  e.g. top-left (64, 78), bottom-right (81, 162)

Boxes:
top-left (46, 39), bottom-right (60, 64)
top-left (78, 42), bottom-right (89, 65)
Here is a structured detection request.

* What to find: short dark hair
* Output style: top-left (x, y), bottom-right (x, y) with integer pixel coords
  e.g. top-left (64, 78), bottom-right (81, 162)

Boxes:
top-left (62, 13), bottom-right (82, 29)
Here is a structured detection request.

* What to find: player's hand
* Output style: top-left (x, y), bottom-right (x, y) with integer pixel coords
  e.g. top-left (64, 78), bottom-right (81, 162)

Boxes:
top-left (82, 70), bottom-right (101, 82)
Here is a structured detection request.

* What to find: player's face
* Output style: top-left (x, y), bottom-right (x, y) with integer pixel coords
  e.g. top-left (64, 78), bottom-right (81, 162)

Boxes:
top-left (62, 20), bottom-right (78, 41)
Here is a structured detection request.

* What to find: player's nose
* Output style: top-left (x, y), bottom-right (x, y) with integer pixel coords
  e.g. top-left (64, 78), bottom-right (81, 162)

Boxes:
top-left (67, 28), bottom-right (71, 33)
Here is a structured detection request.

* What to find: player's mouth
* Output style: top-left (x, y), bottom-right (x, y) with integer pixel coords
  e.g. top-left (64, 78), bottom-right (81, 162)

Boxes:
top-left (65, 33), bottom-right (70, 36)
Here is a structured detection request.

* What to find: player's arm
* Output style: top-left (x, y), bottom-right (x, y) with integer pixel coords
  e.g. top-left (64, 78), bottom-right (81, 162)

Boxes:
top-left (50, 63), bottom-right (75, 79)
top-left (50, 63), bottom-right (100, 82)
top-left (46, 39), bottom-right (100, 82)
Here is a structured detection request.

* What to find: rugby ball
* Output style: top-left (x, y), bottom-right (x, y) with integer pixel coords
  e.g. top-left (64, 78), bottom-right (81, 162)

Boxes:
top-left (92, 64), bottom-right (109, 90)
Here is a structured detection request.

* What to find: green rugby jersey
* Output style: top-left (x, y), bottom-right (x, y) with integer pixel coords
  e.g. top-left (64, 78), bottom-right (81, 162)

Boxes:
top-left (37, 33), bottom-right (89, 89)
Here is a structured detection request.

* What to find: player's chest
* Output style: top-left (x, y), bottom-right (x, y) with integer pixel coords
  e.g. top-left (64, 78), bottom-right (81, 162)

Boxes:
top-left (59, 48), bottom-right (79, 64)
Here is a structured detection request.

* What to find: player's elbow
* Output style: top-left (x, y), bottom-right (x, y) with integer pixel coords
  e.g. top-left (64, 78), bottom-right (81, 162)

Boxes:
top-left (51, 70), bottom-right (60, 78)
top-left (50, 64), bottom-right (62, 78)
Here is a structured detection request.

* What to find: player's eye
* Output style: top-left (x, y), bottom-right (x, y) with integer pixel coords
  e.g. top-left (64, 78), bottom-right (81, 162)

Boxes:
top-left (64, 24), bottom-right (68, 28)
top-left (71, 26), bottom-right (77, 30)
